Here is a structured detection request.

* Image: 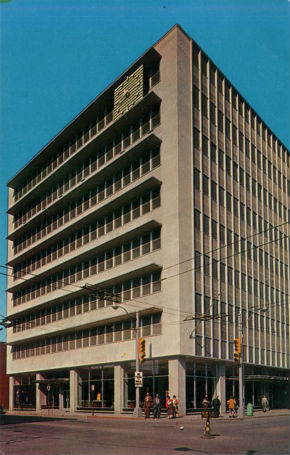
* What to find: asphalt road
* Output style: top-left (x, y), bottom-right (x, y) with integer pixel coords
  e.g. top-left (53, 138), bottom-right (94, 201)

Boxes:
top-left (0, 414), bottom-right (289, 455)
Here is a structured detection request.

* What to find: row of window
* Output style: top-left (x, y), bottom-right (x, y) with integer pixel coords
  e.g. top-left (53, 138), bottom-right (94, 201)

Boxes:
top-left (12, 228), bottom-right (161, 305)
top-left (194, 207), bottom-right (288, 255)
top-left (193, 131), bottom-right (289, 201)
top-left (194, 177), bottom-right (290, 230)
top-left (198, 137), bottom-right (289, 191)
top-left (195, 89), bottom-right (288, 167)
top-left (192, 46), bottom-right (289, 165)
top-left (13, 189), bottom-right (160, 276)
top-left (13, 70), bottom-right (160, 202)
top-left (194, 292), bottom-right (289, 328)
top-left (195, 241), bottom-right (288, 285)
top-left (194, 335), bottom-right (288, 368)
top-left (11, 313), bottom-right (162, 360)
top-left (13, 270), bottom-right (161, 307)
top-left (14, 137), bottom-right (161, 228)
top-left (13, 148), bottom-right (161, 254)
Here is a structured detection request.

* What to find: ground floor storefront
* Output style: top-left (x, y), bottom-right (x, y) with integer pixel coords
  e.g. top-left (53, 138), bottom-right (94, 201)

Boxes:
top-left (9, 358), bottom-right (289, 414)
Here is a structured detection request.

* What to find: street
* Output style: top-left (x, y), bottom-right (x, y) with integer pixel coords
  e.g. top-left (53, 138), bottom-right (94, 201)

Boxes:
top-left (0, 414), bottom-right (289, 455)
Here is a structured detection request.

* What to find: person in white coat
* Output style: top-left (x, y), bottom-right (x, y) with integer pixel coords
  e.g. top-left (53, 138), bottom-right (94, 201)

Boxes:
top-left (261, 395), bottom-right (269, 412)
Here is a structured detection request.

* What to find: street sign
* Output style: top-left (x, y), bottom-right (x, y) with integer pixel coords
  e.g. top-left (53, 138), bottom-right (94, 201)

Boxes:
top-left (134, 371), bottom-right (143, 387)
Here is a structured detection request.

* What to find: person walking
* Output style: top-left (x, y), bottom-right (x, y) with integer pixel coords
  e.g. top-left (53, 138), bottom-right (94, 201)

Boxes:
top-left (202, 394), bottom-right (210, 410)
top-left (153, 394), bottom-right (161, 419)
top-left (261, 394), bottom-right (269, 412)
top-left (166, 395), bottom-right (174, 419)
top-left (227, 396), bottom-right (236, 417)
top-left (212, 396), bottom-right (221, 417)
top-left (172, 395), bottom-right (179, 418)
top-left (143, 392), bottom-right (152, 419)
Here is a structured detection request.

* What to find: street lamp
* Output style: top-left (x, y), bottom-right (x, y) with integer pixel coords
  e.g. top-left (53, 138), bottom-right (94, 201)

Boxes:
top-left (0, 316), bottom-right (14, 329)
top-left (112, 304), bottom-right (142, 417)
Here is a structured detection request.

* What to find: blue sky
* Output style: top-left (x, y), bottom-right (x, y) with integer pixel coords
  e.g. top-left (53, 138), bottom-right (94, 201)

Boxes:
top-left (0, 0), bottom-right (289, 340)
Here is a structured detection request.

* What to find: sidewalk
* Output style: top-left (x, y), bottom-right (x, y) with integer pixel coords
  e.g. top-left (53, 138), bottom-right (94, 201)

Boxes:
top-left (4, 408), bottom-right (289, 422)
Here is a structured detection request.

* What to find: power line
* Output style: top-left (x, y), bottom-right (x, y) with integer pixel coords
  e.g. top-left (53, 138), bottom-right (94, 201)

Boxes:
top-left (161, 220), bottom-right (289, 273)
top-left (162, 234), bottom-right (290, 282)
top-left (1, 230), bottom-right (289, 324)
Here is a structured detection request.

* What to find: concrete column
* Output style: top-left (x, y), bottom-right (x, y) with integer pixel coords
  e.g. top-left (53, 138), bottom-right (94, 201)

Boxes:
top-left (215, 364), bottom-right (226, 413)
top-left (168, 358), bottom-right (186, 416)
top-left (114, 364), bottom-right (124, 413)
top-left (69, 370), bottom-right (79, 412)
top-left (9, 376), bottom-right (14, 410)
top-left (124, 371), bottom-right (128, 407)
top-left (35, 374), bottom-right (46, 411)
top-left (59, 385), bottom-right (64, 410)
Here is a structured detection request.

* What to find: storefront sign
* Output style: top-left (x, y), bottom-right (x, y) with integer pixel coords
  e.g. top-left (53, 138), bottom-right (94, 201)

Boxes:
top-left (135, 371), bottom-right (143, 387)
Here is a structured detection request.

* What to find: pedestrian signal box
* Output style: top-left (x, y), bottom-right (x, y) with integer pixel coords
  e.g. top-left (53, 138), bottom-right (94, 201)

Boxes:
top-left (233, 337), bottom-right (241, 363)
top-left (138, 337), bottom-right (146, 364)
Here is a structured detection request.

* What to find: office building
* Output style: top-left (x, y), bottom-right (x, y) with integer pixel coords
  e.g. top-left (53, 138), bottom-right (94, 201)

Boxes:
top-left (6, 25), bottom-right (289, 413)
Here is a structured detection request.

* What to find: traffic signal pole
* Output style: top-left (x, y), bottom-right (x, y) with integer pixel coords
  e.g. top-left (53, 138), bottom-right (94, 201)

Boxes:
top-left (238, 310), bottom-right (245, 418)
top-left (133, 311), bottom-right (142, 417)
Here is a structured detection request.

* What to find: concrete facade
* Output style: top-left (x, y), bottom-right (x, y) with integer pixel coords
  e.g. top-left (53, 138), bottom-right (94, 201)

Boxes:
top-left (6, 25), bottom-right (290, 413)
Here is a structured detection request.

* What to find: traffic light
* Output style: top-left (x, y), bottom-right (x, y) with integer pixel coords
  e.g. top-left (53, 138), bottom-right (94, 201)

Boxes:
top-left (138, 337), bottom-right (146, 364)
top-left (233, 337), bottom-right (241, 363)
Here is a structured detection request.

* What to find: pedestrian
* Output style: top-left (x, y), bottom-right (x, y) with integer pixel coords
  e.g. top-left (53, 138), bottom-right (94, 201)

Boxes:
top-left (261, 394), bottom-right (269, 412)
top-left (202, 394), bottom-right (210, 410)
top-left (166, 395), bottom-right (174, 419)
top-left (153, 394), bottom-right (161, 419)
top-left (172, 395), bottom-right (179, 418)
top-left (143, 392), bottom-right (152, 419)
top-left (227, 396), bottom-right (236, 417)
top-left (212, 396), bottom-right (221, 417)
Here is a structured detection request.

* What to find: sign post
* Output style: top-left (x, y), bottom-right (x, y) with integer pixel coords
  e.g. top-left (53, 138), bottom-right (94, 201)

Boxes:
top-left (134, 372), bottom-right (143, 388)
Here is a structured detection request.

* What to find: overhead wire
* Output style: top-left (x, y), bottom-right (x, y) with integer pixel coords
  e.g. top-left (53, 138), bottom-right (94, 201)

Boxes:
top-left (1, 224), bottom-right (289, 325)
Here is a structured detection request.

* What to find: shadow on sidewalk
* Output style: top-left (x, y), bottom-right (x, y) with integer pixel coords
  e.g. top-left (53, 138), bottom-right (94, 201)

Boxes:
top-left (0, 414), bottom-right (76, 426)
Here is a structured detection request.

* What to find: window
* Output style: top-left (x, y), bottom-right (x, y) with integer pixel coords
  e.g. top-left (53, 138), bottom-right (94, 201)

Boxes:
top-left (194, 169), bottom-right (200, 191)
top-left (226, 156), bottom-right (231, 175)
top-left (212, 220), bottom-right (217, 239)
top-left (226, 192), bottom-right (231, 212)
top-left (219, 187), bottom-right (224, 206)
top-left (203, 215), bottom-right (209, 235)
top-left (218, 111), bottom-right (224, 133)
top-left (210, 104), bottom-right (216, 125)
top-left (211, 181), bottom-right (217, 201)
top-left (218, 150), bottom-right (224, 170)
top-left (194, 209), bottom-right (201, 231)
top-left (210, 143), bottom-right (216, 162)
top-left (203, 175), bottom-right (209, 195)
top-left (204, 255), bottom-right (210, 276)
top-left (193, 86), bottom-right (199, 108)
top-left (202, 136), bottom-right (208, 157)
top-left (233, 162), bottom-right (238, 181)
top-left (202, 95), bottom-right (208, 118)
top-left (239, 168), bottom-right (244, 186)
top-left (193, 128), bottom-right (200, 150)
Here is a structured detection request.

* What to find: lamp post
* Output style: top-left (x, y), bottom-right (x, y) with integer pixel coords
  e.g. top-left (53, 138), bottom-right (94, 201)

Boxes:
top-left (112, 304), bottom-right (142, 417)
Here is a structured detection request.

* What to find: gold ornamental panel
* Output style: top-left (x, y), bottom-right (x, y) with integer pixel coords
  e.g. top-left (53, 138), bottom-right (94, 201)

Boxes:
top-left (113, 65), bottom-right (143, 121)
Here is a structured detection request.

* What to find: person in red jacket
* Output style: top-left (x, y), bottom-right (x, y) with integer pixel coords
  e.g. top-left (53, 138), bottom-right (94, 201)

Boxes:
top-left (143, 392), bottom-right (152, 418)
top-left (172, 395), bottom-right (179, 418)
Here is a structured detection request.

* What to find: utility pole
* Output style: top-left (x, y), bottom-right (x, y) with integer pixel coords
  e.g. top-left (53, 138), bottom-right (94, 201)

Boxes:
top-left (238, 309), bottom-right (244, 418)
top-left (133, 311), bottom-right (142, 417)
